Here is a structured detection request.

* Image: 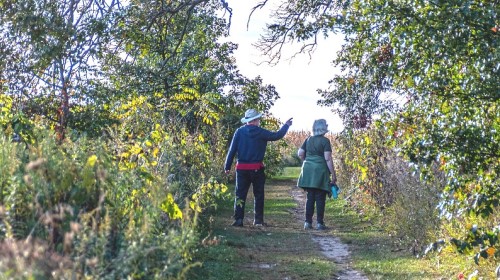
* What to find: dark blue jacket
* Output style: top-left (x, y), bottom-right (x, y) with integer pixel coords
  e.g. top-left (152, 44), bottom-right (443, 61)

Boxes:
top-left (224, 124), bottom-right (290, 171)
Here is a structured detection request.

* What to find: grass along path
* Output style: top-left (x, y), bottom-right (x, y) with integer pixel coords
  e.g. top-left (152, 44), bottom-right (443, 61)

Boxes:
top-left (188, 168), bottom-right (467, 280)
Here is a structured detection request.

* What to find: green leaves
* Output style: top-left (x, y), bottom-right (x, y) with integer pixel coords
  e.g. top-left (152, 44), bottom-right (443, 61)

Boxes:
top-left (0, 0), bottom-right (119, 137)
top-left (451, 224), bottom-right (500, 265)
top-left (161, 193), bottom-right (183, 220)
top-left (257, 0), bottom-right (499, 268)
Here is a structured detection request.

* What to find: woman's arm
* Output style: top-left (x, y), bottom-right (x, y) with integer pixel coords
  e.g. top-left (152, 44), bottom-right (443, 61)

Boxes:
top-left (297, 148), bottom-right (306, 161)
top-left (324, 151), bottom-right (337, 183)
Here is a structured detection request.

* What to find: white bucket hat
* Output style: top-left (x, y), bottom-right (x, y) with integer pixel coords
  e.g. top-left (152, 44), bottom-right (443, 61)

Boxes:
top-left (241, 109), bottom-right (263, 123)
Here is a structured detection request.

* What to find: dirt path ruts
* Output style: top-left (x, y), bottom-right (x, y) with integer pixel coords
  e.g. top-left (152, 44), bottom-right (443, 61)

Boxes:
top-left (290, 187), bottom-right (368, 280)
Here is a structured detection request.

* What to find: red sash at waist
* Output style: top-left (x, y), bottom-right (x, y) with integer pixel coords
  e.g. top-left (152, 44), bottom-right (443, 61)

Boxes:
top-left (236, 162), bottom-right (264, 170)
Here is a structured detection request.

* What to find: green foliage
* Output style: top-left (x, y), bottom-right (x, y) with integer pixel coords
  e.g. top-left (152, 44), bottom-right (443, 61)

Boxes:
top-left (261, 116), bottom-right (291, 178)
top-left (257, 0), bottom-right (499, 267)
top-left (218, 74), bottom-right (287, 177)
top-left (0, 94), bottom-right (36, 143)
top-left (0, 0), bottom-right (118, 136)
top-left (0, 0), bottom-right (377, 277)
top-left (0, 126), bottom-right (212, 278)
top-left (0, 94), bottom-right (12, 127)
top-left (332, 127), bottom-right (444, 251)
top-left (190, 177), bottom-right (230, 213)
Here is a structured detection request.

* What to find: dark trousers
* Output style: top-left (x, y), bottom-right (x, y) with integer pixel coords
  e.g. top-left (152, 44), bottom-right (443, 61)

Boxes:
top-left (305, 188), bottom-right (327, 224)
top-left (234, 168), bottom-right (266, 223)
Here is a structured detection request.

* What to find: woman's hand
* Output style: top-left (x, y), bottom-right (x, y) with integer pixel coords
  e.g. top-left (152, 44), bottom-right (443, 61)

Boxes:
top-left (331, 176), bottom-right (337, 184)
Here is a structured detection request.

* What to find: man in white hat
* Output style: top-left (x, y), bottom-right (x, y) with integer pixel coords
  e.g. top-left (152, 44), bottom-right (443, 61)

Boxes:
top-left (224, 109), bottom-right (293, 227)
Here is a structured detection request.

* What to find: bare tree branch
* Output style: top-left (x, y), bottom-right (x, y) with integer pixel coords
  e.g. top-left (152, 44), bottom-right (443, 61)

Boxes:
top-left (248, 0), bottom-right (269, 30)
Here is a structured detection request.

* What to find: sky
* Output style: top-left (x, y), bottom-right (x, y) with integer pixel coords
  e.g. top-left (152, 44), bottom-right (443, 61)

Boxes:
top-left (223, 1), bottom-right (345, 133)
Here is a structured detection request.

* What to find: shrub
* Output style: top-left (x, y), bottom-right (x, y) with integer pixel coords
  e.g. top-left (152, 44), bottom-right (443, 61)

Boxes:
top-left (333, 128), bottom-right (444, 253)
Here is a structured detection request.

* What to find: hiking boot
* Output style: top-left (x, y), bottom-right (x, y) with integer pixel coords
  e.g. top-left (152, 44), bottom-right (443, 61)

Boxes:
top-left (253, 221), bottom-right (266, 227)
top-left (304, 222), bottom-right (313, 230)
top-left (232, 219), bottom-right (243, 227)
top-left (316, 223), bottom-right (327, 230)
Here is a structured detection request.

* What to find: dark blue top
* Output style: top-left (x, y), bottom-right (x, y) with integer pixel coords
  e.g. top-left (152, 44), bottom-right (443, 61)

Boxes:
top-left (224, 124), bottom-right (290, 171)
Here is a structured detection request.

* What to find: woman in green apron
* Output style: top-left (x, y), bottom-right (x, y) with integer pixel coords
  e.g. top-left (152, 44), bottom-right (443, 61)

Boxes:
top-left (297, 119), bottom-right (337, 230)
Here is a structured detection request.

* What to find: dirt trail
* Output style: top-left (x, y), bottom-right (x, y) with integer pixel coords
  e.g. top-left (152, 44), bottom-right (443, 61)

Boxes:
top-left (290, 187), bottom-right (368, 280)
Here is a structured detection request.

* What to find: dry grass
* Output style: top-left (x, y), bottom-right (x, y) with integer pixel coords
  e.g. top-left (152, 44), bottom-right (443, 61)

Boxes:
top-left (0, 238), bottom-right (72, 279)
top-left (285, 131), bottom-right (338, 148)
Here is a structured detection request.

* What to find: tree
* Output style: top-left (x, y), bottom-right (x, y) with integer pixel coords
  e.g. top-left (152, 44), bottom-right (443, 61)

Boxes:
top-left (104, 0), bottom-right (238, 128)
top-left (0, 0), bottom-right (123, 140)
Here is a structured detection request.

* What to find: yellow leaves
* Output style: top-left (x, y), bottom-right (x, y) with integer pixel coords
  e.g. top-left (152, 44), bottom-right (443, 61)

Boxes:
top-left (161, 193), bottom-right (183, 220)
top-left (360, 165), bottom-right (368, 181)
top-left (364, 135), bottom-right (371, 145)
top-left (189, 200), bottom-right (202, 213)
top-left (0, 94), bottom-right (13, 125)
top-left (116, 96), bottom-right (149, 119)
top-left (202, 116), bottom-right (213, 125)
top-left (118, 127), bottom-right (168, 171)
top-left (190, 180), bottom-right (229, 213)
top-left (131, 189), bottom-right (138, 197)
top-left (130, 144), bottom-right (142, 155)
top-left (121, 152), bottom-right (130, 158)
top-left (86, 155), bottom-right (98, 167)
top-left (168, 88), bottom-right (221, 126)
top-left (485, 247), bottom-right (496, 257)
top-left (219, 183), bottom-right (228, 194)
top-left (83, 155), bottom-right (97, 188)
top-left (119, 96), bottom-right (146, 111)
top-left (196, 110), bottom-right (219, 126)
top-left (439, 156), bottom-right (446, 166)
top-left (0, 93), bottom-right (13, 106)
top-left (454, 190), bottom-right (466, 201)
top-left (130, 187), bottom-right (148, 201)
top-left (151, 130), bottom-right (162, 142)
top-left (152, 147), bottom-right (160, 157)
top-left (170, 88), bottom-right (200, 108)
top-left (171, 92), bottom-right (197, 101)
top-left (440, 100), bottom-right (451, 114)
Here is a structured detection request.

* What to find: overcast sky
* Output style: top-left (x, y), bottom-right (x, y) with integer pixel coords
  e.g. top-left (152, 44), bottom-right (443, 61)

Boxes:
top-left (223, 1), bottom-right (345, 133)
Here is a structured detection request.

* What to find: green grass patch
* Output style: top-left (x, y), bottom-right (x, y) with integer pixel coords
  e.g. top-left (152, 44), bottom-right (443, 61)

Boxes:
top-left (324, 198), bottom-right (471, 279)
top-left (273, 166), bottom-right (301, 180)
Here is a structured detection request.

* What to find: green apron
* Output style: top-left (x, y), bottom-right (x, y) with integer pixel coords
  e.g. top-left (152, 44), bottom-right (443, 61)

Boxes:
top-left (297, 155), bottom-right (331, 194)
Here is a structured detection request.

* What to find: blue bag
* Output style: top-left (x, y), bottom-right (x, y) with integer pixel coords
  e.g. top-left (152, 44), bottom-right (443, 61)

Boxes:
top-left (331, 183), bottom-right (340, 199)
